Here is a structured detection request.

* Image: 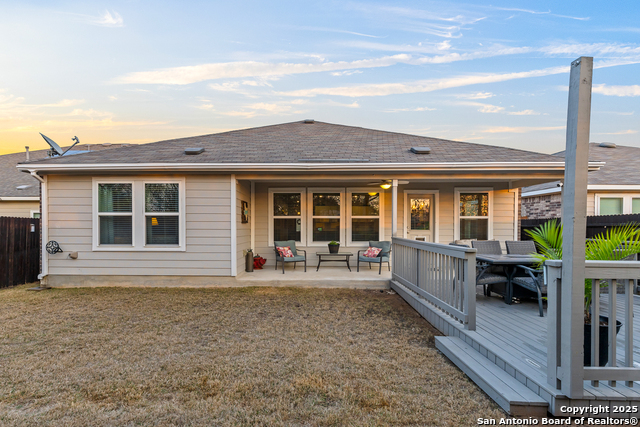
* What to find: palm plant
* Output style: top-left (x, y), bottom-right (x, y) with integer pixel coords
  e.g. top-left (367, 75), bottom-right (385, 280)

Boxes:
top-left (525, 220), bottom-right (640, 324)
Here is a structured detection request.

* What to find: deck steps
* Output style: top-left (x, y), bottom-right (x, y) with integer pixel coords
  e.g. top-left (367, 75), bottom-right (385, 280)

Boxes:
top-left (435, 336), bottom-right (549, 417)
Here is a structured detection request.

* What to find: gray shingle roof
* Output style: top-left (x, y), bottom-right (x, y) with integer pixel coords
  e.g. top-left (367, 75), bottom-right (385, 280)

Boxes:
top-left (522, 143), bottom-right (640, 195)
top-left (554, 143), bottom-right (640, 186)
top-left (2, 144), bottom-right (128, 197)
top-left (24, 121), bottom-right (562, 166)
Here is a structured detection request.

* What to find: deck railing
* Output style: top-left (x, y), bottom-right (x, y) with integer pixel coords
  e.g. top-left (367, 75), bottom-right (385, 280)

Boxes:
top-left (546, 259), bottom-right (640, 397)
top-left (391, 238), bottom-right (477, 330)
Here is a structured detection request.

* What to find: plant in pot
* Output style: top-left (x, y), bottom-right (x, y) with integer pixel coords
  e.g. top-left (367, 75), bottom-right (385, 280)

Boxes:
top-left (526, 220), bottom-right (640, 366)
top-left (328, 240), bottom-right (340, 253)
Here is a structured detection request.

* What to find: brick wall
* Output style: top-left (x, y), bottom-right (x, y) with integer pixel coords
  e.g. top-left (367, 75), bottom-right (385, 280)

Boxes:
top-left (521, 193), bottom-right (562, 219)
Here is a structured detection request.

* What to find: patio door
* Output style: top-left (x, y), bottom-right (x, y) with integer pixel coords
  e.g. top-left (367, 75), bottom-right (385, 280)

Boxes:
top-left (406, 194), bottom-right (434, 242)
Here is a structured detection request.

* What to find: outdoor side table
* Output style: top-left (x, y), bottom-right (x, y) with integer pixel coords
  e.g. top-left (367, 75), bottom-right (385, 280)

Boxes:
top-left (315, 252), bottom-right (354, 271)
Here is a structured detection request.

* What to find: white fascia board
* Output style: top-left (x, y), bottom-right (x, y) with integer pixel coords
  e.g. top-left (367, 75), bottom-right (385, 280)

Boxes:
top-left (18, 161), bottom-right (574, 174)
top-left (588, 185), bottom-right (640, 191)
top-left (0, 196), bottom-right (40, 201)
top-left (521, 188), bottom-right (562, 197)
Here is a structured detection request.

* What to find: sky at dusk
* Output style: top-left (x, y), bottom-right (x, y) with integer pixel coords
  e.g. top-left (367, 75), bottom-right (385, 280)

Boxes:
top-left (1, 0), bottom-right (639, 155)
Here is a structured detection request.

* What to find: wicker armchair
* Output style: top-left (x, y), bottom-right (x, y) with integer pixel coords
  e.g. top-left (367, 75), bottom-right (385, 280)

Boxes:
top-left (506, 240), bottom-right (537, 255)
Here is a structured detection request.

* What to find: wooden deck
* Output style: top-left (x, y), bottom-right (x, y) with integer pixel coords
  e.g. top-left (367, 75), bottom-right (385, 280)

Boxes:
top-left (392, 278), bottom-right (640, 416)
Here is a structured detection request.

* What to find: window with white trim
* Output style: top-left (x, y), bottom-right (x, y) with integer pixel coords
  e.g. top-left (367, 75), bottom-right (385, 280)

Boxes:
top-left (310, 191), bottom-right (341, 243)
top-left (98, 183), bottom-right (133, 245)
top-left (596, 194), bottom-right (640, 215)
top-left (456, 189), bottom-right (491, 240)
top-left (93, 179), bottom-right (185, 251)
top-left (350, 191), bottom-right (380, 242)
top-left (272, 191), bottom-right (303, 242)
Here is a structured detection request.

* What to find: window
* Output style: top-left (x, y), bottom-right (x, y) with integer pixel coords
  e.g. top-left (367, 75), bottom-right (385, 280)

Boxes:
top-left (98, 183), bottom-right (133, 245)
top-left (30, 211), bottom-right (40, 219)
top-left (271, 191), bottom-right (303, 242)
top-left (455, 189), bottom-right (492, 240)
top-left (596, 194), bottom-right (640, 215)
top-left (350, 192), bottom-right (380, 242)
top-left (311, 192), bottom-right (341, 242)
top-left (93, 179), bottom-right (185, 251)
top-left (145, 183), bottom-right (179, 245)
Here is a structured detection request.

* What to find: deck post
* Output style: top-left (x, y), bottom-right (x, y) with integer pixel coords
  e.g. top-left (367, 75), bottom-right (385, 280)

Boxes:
top-left (546, 260), bottom-right (563, 389)
top-left (392, 179), bottom-right (398, 238)
top-left (464, 250), bottom-right (476, 330)
top-left (560, 56), bottom-right (593, 398)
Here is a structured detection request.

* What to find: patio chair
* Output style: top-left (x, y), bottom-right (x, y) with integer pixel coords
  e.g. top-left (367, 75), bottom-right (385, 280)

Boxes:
top-left (357, 241), bottom-right (391, 274)
top-left (506, 240), bottom-right (537, 255)
top-left (471, 240), bottom-right (508, 296)
top-left (274, 240), bottom-right (307, 274)
top-left (511, 265), bottom-right (547, 317)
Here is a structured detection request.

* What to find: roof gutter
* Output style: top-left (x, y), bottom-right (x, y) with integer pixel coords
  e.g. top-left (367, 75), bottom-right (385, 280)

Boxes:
top-left (18, 161), bottom-right (603, 174)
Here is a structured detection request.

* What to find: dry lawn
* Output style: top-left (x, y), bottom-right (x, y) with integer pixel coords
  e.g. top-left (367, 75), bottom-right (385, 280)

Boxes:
top-left (0, 285), bottom-right (506, 426)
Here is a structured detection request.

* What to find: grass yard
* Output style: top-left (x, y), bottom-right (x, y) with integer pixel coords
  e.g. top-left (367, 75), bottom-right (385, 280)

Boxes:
top-left (0, 285), bottom-right (506, 426)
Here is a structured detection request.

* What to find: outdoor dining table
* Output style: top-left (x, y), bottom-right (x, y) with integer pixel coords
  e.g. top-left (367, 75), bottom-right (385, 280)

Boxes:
top-left (475, 254), bottom-right (539, 304)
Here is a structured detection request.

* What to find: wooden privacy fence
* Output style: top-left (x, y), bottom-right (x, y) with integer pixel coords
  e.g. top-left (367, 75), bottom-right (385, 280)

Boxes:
top-left (391, 237), bottom-right (477, 329)
top-left (521, 213), bottom-right (640, 241)
top-left (0, 217), bottom-right (41, 288)
top-left (546, 259), bottom-right (640, 398)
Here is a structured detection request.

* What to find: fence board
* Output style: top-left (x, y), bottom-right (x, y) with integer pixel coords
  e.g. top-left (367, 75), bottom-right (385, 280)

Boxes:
top-left (0, 217), bottom-right (41, 288)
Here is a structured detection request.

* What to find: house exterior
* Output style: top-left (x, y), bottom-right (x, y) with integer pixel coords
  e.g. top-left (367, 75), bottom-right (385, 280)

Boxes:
top-left (19, 120), bottom-right (590, 287)
top-left (1, 144), bottom-right (128, 218)
top-left (521, 142), bottom-right (640, 219)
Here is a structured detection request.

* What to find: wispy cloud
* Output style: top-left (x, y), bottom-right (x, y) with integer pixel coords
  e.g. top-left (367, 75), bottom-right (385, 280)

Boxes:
top-left (385, 107), bottom-right (436, 112)
top-left (455, 92), bottom-right (494, 100)
top-left (295, 26), bottom-right (386, 39)
top-left (595, 129), bottom-right (638, 135)
top-left (331, 70), bottom-right (363, 77)
top-left (222, 101), bottom-right (304, 118)
top-left (92, 10), bottom-right (124, 27)
top-left (593, 84), bottom-right (640, 97)
top-left (457, 101), bottom-right (504, 113)
top-left (508, 110), bottom-right (540, 116)
top-left (482, 126), bottom-right (564, 134)
top-left (278, 65), bottom-right (570, 97)
top-left (114, 55), bottom-right (413, 85)
top-left (491, 7), bottom-right (588, 21)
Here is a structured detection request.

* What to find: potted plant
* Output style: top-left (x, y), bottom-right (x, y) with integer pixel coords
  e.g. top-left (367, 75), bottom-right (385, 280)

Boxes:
top-left (328, 240), bottom-right (340, 253)
top-left (526, 220), bottom-right (640, 366)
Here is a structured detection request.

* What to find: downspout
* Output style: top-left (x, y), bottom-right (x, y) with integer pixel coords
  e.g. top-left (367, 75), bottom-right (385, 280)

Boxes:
top-left (29, 171), bottom-right (48, 281)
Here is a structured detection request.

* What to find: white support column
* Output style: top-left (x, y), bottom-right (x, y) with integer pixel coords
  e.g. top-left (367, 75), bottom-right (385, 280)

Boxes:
top-left (230, 175), bottom-right (237, 277)
top-left (560, 56), bottom-right (593, 398)
top-left (250, 181), bottom-right (255, 251)
top-left (391, 179), bottom-right (398, 238)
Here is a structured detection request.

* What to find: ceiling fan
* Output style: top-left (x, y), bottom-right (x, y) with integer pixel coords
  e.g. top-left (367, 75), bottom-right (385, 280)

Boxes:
top-left (367, 179), bottom-right (409, 189)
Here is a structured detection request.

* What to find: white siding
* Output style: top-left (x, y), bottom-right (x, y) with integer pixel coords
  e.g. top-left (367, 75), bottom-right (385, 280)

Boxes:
top-left (0, 201), bottom-right (39, 218)
top-left (47, 174), bottom-right (232, 276)
top-left (587, 191), bottom-right (596, 216)
top-left (236, 180), bottom-right (251, 272)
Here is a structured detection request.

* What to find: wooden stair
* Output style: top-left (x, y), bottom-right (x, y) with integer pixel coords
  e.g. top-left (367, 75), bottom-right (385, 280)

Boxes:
top-left (436, 336), bottom-right (549, 417)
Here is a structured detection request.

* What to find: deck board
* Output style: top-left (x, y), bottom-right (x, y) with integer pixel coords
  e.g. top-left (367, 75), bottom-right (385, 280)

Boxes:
top-left (474, 290), bottom-right (640, 399)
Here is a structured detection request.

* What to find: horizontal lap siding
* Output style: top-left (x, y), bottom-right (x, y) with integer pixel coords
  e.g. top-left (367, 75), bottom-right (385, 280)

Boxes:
top-left (47, 174), bottom-right (232, 276)
top-left (493, 190), bottom-right (517, 250)
top-left (587, 192), bottom-right (596, 216)
top-left (0, 201), bottom-right (40, 218)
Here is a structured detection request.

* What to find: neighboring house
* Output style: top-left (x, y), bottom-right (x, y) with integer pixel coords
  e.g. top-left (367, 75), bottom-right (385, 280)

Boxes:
top-left (1, 144), bottom-right (129, 218)
top-left (521, 142), bottom-right (640, 219)
top-left (19, 120), bottom-right (597, 287)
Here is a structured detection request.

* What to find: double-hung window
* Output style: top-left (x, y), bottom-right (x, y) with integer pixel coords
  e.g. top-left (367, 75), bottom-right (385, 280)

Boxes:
top-left (349, 191), bottom-right (381, 243)
top-left (93, 178), bottom-right (185, 251)
top-left (98, 183), bottom-right (133, 245)
top-left (270, 189), bottom-right (304, 243)
top-left (310, 191), bottom-right (341, 243)
top-left (456, 188), bottom-right (492, 240)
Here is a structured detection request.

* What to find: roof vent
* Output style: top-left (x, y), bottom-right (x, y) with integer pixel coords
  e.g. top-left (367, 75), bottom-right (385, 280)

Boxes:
top-left (184, 147), bottom-right (205, 155)
top-left (410, 147), bottom-right (431, 154)
top-left (303, 119), bottom-right (315, 124)
top-left (599, 142), bottom-right (616, 148)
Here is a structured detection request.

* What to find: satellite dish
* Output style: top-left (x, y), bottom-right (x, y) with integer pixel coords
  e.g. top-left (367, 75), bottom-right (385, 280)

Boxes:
top-left (40, 133), bottom-right (81, 156)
